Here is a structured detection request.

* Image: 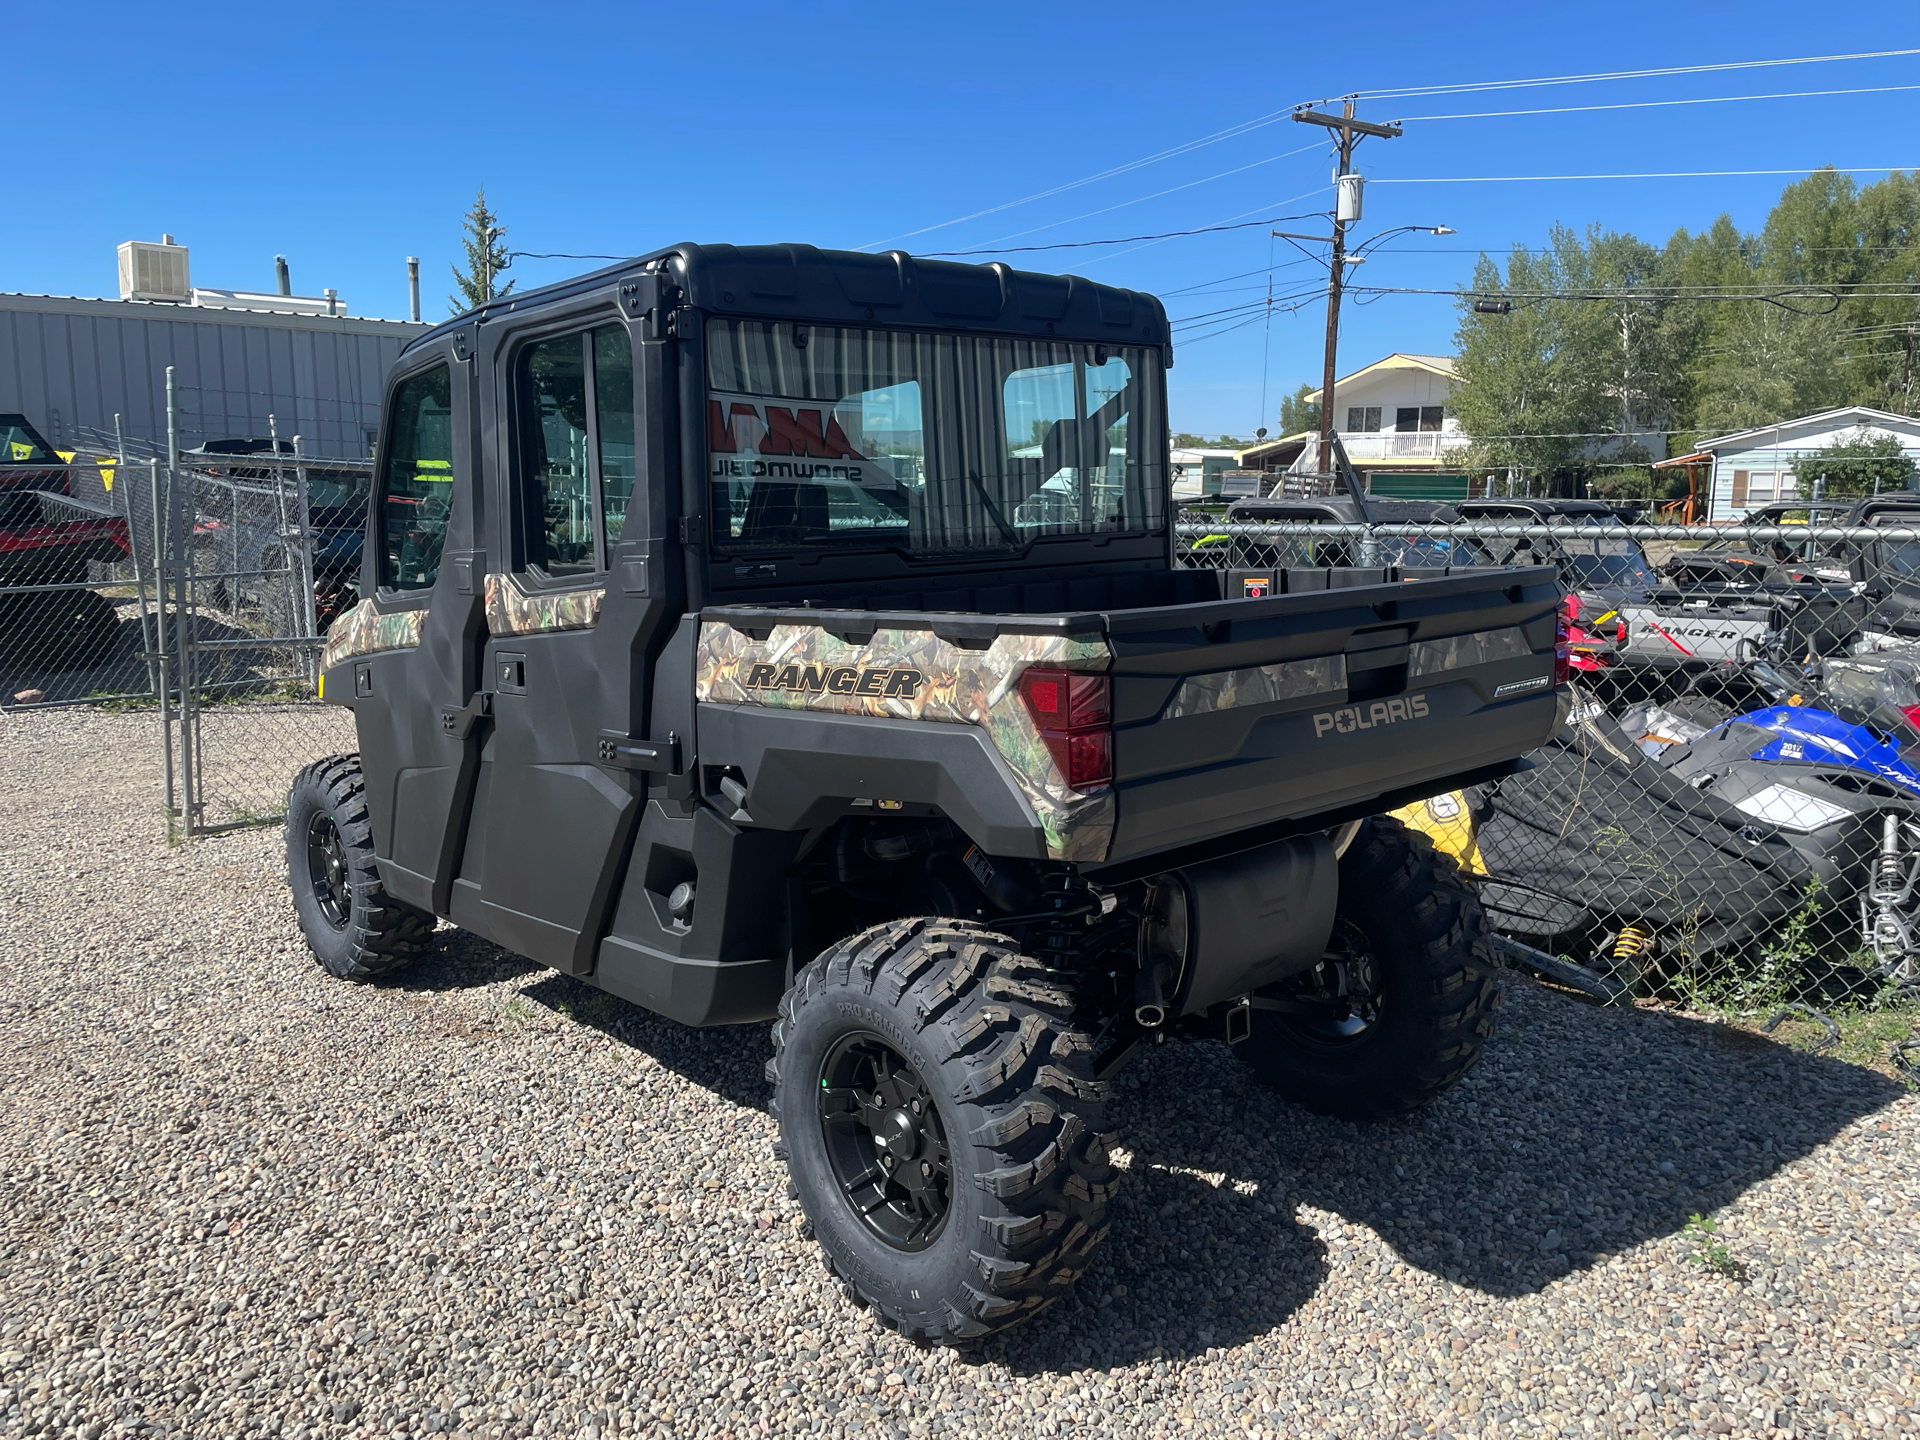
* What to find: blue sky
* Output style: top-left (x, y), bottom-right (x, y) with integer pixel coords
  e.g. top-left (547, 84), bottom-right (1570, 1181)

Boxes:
top-left (7, 1), bottom-right (1917, 438)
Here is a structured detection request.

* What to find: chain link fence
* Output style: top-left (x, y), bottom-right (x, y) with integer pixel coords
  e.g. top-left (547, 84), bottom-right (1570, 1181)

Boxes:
top-left (163, 447), bottom-right (363, 831)
top-left (1176, 502), bottom-right (1920, 1025)
top-left (0, 456), bottom-right (161, 713)
top-left (1, 443), bottom-right (358, 835)
top-left (14, 440), bottom-right (1920, 1035)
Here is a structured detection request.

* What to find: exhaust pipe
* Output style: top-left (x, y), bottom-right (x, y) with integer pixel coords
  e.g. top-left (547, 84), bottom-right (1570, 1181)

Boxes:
top-left (1132, 962), bottom-right (1170, 1027)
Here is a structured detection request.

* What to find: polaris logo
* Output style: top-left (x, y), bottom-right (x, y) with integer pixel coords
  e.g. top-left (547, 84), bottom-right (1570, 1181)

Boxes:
top-left (744, 662), bottom-right (923, 699)
top-left (1313, 693), bottom-right (1429, 737)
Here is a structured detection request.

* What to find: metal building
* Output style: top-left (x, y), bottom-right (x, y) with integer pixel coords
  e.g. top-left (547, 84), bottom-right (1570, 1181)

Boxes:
top-left (0, 282), bottom-right (427, 461)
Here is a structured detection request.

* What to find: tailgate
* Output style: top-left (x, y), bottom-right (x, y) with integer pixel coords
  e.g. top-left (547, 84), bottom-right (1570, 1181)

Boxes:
top-left (1101, 566), bottom-right (1563, 863)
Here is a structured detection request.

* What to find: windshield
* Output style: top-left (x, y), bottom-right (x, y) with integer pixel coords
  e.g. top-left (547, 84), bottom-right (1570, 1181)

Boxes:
top-left (705, 320), bottom-right (1165, 556)
top-left (1475, 515), bottom-right (1654, 589)
top-left (1, 418), bottom-right (56, 465)
top-left (305, 466), bottom-right (371, 512)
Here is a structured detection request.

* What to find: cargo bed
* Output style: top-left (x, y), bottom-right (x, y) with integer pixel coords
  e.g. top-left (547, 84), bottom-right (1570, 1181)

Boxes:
top-left (698, 562), bottom-right (1564, 867)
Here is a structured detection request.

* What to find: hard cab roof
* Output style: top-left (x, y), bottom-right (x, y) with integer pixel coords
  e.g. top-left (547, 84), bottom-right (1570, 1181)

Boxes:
top-left (405, 243), bottom-right (1171, 358)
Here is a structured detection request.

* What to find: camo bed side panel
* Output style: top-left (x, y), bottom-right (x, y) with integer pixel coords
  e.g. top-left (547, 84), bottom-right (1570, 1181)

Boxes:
top-left (483, 573), bottom-right (606, 636)
top-left (696, 620), bottom-right (1114, 862)
top-left (321, 600), bottom-right (426, 669)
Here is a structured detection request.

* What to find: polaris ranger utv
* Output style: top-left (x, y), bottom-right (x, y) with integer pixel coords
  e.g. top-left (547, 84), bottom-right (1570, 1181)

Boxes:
top-left (286, 243), bottom-right (1564, 1343)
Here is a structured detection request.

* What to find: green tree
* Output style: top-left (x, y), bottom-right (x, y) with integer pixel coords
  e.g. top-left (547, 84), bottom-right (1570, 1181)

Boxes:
top-left (449, 188), bottom-right (513, 316)
top-left (1448, 232), bottom-right (1615, 486)
top-left (1800, 431), bottom-right (1917, 497)
top-left (1278, 383), bottom-right (1318, 436)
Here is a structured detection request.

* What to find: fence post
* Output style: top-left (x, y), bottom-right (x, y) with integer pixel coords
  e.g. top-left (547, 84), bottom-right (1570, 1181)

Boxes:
top-left (292, 435), bottom-right (318, 673)
top-left (147, 458), bottom-right (176, 824)
top-left (166, 366), bottom-right (197, 836)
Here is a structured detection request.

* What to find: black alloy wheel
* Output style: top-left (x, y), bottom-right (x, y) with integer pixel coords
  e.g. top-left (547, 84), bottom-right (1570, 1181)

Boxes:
top-left (285, 755), bottom-right (434, 981)
top-left (1237, 816), bottom-right (1500, 1121)
top-left (1275, 918), bottom-right (1385, 1044)
top-left (817, 1032), bottom-right (952, 1251)
top-left (307, 810), bottom-right (352, 930)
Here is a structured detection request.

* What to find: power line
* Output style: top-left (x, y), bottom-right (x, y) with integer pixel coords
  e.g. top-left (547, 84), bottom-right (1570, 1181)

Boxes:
top-left (1395, 82), bottom-right (1920, 122)
top-left (917, 212), bottom-right (1322, 257)
top-left (947, 143), bottom-right (1325, 252)
top-left (1361, 48), bottom-right (1920, 101)
top-left (860, 48), bottom-right (1920, 254)
top-left (1374, 165), bottom-right (1917, 184)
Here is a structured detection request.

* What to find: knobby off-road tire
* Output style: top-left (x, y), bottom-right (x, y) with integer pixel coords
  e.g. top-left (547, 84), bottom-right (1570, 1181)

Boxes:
top-left (770, 919), bottom-right (1118, 1345)
top-left (286, 755), bottom-right (435, 981)
top-left (1240, 815), bottom-right (1499, 1121)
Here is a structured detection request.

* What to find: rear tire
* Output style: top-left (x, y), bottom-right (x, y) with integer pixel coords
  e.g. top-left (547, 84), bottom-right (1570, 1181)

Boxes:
top-left (770, 918), bottom-right (1117, 1345)
top-left (1239, 816), bottom-right (1499, 1121)
top-left (286, 755), bottom-right (435, 981)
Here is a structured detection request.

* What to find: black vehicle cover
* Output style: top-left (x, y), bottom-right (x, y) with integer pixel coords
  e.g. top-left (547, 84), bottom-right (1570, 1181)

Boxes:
top-left (1472, 700), bottom-right (1817, 955)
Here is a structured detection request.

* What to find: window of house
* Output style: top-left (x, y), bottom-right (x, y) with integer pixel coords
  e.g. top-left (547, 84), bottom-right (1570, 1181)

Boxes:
top-left (518, 323), bottom-right (635, 578)
top-left (1420, 406), bottom-right (1444, 432)
top-left (1747, 471), bottom-right (1777, 505)
top-left (1395, 407), bottom-right (1420, 432)
top-left (378, 364), bottom-right (454, 592)
top-left (1345, 406), bottom-right (1381, 433)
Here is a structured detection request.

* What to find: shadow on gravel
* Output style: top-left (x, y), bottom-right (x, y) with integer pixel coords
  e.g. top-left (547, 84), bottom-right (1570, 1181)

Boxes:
top-left (519, 972), bottom-right (775, 1112)
top-left (983, 980), bottom-right (1906, 1373)
top-left (385, 929), bottom-right (542, 992)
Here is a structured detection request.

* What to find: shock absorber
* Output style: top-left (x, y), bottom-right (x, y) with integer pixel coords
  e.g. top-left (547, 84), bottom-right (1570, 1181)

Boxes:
top-left (1610, 923), bottom-right (1652, 965)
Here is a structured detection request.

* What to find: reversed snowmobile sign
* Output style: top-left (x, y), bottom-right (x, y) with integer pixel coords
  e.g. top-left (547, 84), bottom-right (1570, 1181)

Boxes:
top-left (1620, 606), bottom-right (1771, 663)
top-left (707, 391), bottom-right (894, 488)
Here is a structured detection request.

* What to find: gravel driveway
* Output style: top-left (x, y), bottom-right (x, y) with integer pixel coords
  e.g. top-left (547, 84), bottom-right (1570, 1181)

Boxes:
top-left (2, 708), bottom-right (1917, 1440)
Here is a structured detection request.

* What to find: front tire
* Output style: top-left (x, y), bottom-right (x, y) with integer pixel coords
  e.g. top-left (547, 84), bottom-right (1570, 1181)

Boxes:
top-left (286, 755), bottom-right (435, 981)
top-left (770, 919), bottom-right (1117, 1345)
top-left (1239, 816), bottom-right (1499, 1121)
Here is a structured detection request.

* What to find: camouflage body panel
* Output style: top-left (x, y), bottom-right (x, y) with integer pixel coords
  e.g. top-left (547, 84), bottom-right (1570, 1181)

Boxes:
top-left (1165, 655), bottom-right (1346, 719)
top-left (321, 599), bottom-right (426, 670)
top-left (484, 573), bottom-right (606, 636)
top-left (1410, 626), bottom-right (1533, 678)
top-left (696, 619), bottom-right (1114, 862)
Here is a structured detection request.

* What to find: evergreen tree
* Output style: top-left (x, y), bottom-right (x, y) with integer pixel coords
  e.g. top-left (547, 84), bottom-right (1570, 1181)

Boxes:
top-left (449, 189), bottom-right (514, 316)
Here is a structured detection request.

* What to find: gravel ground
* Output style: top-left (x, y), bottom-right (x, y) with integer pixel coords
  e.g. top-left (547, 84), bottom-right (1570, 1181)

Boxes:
top-left (3, 707), bottom-right (1918, 1440)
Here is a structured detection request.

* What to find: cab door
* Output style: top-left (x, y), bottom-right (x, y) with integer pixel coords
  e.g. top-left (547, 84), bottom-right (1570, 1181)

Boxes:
top-left (451, 307), bottom-right (665, 974)
top-left (350, 334), bottom-right (491, 916)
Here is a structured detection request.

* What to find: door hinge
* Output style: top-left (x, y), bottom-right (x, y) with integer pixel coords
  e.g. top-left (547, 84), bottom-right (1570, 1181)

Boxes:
top-left (596, 730), bottom-right (681, 774)
top-left (678, 516), bottom-right (700, 544)
top-left (440, 690), bottom-right (493, 739)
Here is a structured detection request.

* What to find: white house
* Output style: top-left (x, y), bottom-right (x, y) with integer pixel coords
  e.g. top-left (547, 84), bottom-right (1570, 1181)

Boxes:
top-left (1691, 407), bottom-right (1920, 522)
top-left (1169, 447), bottom-right (1243, 501)
top-left (1235, 354), bottom-right (1473, 501)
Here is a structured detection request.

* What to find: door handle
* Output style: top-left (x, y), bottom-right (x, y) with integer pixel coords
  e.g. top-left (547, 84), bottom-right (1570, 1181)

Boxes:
top-left (596, 730), bottom-right (681, 774)
top-left (440, 691), bottom-right (494, 739)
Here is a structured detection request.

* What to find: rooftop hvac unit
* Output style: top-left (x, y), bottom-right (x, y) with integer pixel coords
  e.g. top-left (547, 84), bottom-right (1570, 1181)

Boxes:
top-left (118, 240), bottom-right (190, 302)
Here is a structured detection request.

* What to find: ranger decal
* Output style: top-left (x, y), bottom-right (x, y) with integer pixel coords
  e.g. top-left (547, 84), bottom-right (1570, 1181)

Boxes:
top-left (743, 662), bottom-right (923, 699)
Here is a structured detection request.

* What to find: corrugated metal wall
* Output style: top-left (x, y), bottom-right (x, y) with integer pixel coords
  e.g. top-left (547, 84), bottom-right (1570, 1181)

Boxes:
top-left (0, 294), bottom-right (429, 459)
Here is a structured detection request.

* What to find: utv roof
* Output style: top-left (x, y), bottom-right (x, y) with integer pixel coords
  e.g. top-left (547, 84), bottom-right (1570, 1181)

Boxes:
top-left (1456, 498), bottom-right (1618, 518)
top-left (405, 243), bottom-right (1170, 358)
top-left (1226, 496), bottom-right (1463, 524)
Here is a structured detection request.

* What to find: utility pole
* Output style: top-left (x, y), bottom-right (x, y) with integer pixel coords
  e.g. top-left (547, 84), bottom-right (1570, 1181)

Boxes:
top-left (1293, 100), bottom-right (1401, 479)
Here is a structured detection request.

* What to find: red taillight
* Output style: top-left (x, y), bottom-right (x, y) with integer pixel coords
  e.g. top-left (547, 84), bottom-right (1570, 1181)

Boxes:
top-left (1902, 704), bottom-right (1920, 732)
top-left (1019, 667), bottom-right (1113, 788)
